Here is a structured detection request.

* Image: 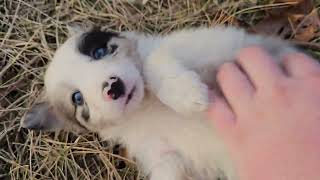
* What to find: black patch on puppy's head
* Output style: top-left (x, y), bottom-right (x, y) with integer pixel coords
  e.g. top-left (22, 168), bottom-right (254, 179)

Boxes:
top-left (78, 29), bottom-right (119, 58)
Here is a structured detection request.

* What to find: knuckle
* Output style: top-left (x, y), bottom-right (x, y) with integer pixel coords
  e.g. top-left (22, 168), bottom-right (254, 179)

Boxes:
top-left (294, 53), bottom-right (313, 61)
top-left (257, 78), bottom-right (284, 95)
top-left (272, 81), bottom-right (287, 94)
top-left (283, 53), bottom-right (311, 65)
top-left (282, 55), bottom-right (292, 65)
top-left (308, 77), bottom-right (320, 88)
top-left (217, 63), bottom-right (235, 80)
top-left (237, 46), bottom-right (264, 61)
top-left (266, 81), bottom-right (291, 103)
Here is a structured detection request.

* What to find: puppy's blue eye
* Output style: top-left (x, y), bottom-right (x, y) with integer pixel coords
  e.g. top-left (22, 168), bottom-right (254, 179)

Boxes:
top-left (72, 91), bottom-right (84, 106)
top-left (93, 47), bottom-right (108, 60)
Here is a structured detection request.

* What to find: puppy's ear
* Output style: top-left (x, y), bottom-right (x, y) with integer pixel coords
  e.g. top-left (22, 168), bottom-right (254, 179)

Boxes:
top-left (111, 37), bottom-right (138, 57)
top-left (66, 22), bottom-right (94, 36)
top-left (21, 102), bottom-right (65, 131)
top-left (66, 24), bottom-right (85, 36)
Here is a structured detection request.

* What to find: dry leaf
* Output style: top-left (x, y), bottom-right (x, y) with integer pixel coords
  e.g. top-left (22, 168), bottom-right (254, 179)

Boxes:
top-left (268, 0), bottom-right (313, 17)
top-left (250, 0), bottom-right (317, 41)
top-left (289, 10), bottom-right (320, 41)
top-left (273, 0), bottom-right (314, 15)
top-left (294, 24), bottom-right (317, 41)
top-left (251, 15), bottom-right (292, 38)
top-left (276, 0), bottom-right (305, 3)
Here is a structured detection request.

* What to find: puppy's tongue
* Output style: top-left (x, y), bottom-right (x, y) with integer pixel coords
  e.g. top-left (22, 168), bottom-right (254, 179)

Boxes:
top-left (102, 87), bottom-right (113, 101)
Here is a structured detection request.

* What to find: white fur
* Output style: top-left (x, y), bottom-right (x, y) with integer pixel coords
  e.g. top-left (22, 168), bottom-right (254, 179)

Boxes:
top-left (24, 26), bottom-right (297, 180)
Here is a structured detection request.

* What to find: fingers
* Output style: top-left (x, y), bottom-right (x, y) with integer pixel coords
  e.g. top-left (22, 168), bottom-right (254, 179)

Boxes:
top-left (237, 47), bottom-right (285, 89)
top-left (207, 93), bottom-right (236, 142)
top-left (282, 53), bottom-right (320, 78)
top-left (217, 62), bottom-right (254, 112)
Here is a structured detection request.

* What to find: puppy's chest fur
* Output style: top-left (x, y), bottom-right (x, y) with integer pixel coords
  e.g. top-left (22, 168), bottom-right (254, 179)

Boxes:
top-left (100, 27), bottom-right (296, 180)
top-left (102, 97), bottom-right (226, 180)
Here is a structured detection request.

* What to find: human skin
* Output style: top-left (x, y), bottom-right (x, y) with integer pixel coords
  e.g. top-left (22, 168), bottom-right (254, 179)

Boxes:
top-left (208, 47), bottom-right (320, 180)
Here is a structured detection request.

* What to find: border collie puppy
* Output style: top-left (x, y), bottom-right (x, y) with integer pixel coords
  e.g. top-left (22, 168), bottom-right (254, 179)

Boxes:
top-left (21, 26), bottom-right (296, 180)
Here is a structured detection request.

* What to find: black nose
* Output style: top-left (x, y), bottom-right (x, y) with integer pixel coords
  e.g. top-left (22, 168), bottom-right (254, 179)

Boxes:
top-left (108, 77), bottom-right (125, 100)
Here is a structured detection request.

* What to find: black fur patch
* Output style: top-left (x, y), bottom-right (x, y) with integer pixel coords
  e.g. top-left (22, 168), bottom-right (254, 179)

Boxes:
top-left (78, 29), bottom-right (119, 58)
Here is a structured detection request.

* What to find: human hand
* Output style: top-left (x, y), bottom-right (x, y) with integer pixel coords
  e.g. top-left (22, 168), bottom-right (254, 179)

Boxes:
top-left (208, 47), bottom-right (320, 180)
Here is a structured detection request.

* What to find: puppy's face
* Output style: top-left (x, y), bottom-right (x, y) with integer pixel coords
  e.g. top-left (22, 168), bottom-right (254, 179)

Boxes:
top-left (21, 29), bottom-right (145, 133)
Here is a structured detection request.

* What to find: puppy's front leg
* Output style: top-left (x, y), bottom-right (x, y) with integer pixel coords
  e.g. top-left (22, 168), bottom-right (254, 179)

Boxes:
top-left (144, 51), bottom-right (209, 115)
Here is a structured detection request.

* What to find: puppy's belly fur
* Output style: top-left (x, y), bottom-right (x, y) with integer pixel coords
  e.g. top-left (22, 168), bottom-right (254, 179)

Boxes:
top-left (100, 97), bottom-right (233, 179)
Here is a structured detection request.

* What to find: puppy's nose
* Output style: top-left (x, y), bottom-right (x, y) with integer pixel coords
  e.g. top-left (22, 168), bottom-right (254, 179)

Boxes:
top-left (107, 77), bottom-right (125, 100)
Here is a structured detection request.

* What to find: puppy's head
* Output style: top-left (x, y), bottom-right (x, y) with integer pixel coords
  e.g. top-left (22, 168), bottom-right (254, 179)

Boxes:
top-left (21, 27), bottom-right (145, 133)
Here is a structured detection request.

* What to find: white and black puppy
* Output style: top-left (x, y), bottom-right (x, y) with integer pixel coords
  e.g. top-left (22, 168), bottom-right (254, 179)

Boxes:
top-left (21, 26), bottom-right (296, 180)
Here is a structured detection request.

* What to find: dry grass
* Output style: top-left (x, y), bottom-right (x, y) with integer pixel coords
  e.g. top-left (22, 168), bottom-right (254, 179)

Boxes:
top-left (0, 0), bottom-right (319, 179)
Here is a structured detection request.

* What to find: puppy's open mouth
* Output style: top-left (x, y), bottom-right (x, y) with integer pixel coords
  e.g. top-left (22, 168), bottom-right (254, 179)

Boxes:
top-left (126, 86), bottom-right (136, 105)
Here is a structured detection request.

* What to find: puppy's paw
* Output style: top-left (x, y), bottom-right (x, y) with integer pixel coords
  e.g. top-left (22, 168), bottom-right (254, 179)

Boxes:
top-left (158, 71), bottom-right (209, 114)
